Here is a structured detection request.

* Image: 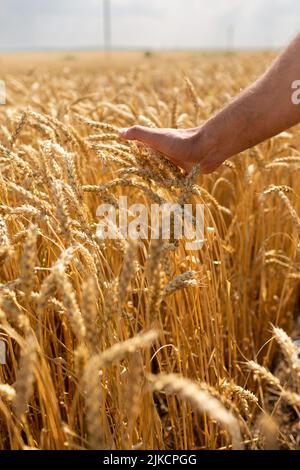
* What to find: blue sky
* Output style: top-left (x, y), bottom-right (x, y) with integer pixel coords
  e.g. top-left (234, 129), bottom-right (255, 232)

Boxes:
top-left (0, 0), bottom-right (299, 51)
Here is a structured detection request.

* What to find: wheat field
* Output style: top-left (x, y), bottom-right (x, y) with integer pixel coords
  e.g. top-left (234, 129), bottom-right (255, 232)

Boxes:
top-left (0, 51), bottom-right (300, 450)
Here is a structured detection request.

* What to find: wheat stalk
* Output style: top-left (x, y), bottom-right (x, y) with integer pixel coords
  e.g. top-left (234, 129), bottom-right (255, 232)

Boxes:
top-left (148, 373), bottom-right (243, 450)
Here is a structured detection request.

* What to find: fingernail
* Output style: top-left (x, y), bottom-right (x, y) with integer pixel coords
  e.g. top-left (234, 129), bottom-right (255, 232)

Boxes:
top-left (119, 128), bottom-right (129, 137)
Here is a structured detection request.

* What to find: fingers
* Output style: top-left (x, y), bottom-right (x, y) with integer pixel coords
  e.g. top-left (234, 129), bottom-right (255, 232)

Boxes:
top-left (119, 125), bottom-right (223, 175)
top-left (120, 125), bottom-right (193, 173)
top-left (119, 125), bottom-right (164, 148)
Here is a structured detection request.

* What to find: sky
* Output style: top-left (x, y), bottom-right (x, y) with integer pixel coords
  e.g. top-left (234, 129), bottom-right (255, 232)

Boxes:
top-left (0, 0), bottom-right (299, 51)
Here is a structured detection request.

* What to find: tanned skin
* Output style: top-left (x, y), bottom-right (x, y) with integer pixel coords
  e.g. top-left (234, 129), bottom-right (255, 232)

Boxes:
top-left (120, 34), bottom-right (300, 174)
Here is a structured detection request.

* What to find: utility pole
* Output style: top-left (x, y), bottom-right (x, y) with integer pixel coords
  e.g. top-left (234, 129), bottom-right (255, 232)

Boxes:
top-left (103, 0), bottom-right (111, 50)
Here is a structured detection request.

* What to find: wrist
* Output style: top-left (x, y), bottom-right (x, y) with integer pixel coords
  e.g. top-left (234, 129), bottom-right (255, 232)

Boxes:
top-left (191, 120), bottom-right (231, 173)
top-left (195, 121), bottom-right (224, 159)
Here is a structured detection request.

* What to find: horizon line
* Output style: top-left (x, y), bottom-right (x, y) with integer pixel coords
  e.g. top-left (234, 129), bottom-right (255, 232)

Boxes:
top-left (0, 45), bottom-right (281, 54)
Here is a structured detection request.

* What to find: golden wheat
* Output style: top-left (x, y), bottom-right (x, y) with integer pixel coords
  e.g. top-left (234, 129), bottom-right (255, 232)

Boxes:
top-left (0, 51), bottom-right (299, 450)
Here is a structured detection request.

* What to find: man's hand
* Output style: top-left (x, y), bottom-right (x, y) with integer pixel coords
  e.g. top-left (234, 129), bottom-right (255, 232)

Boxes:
top-left (120, 34), bottom-right (300, 174)
top-left (119, 126), bottom-right (223, 174)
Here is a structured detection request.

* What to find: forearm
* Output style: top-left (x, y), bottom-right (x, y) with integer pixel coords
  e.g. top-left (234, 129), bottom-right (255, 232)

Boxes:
top-left (199, 34), bottom-right (300, 161)
top-left (120, 35), bottom-right (300, 173)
